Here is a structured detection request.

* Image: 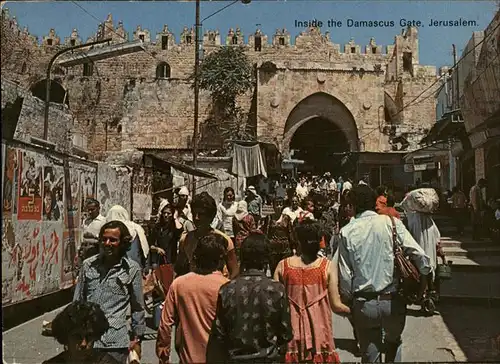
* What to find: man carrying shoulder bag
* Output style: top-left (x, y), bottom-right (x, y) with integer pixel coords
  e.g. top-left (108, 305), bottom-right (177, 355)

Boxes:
top-left (337, 185), bottom-right (431, 363)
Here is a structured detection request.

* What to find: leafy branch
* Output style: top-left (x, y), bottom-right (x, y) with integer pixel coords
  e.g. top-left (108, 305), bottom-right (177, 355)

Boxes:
top-left (190, 46), bottom-right (256, 151)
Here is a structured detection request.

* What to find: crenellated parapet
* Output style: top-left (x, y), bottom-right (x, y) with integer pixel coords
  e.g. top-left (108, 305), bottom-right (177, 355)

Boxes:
top-left (1, 8), bottom-right (431, 73)
top-left (344, 38), bottom-right (361, 54)
top-left (64, 29), bottom-right (82, 47)
top-left (180, 26), bottom-right (195, 45)
top-left (203, 29), bottom-right (221, 46)
top-left (226, 27), bottom-right (244, 45)
top-left (272, 28), bottom-right (291, 47)
top-left (295, 26), bottom-right (329, 47)
top-left (115, 21), bottom-right (128, 43)
top-left (133, 25), bottom-right (151, 43)
top-left (366, 38), bottom-right (382, 55)
top-left (42, 29), bottom-right (61, 47)
top-left (248, 29), bottom-right (268, 51)
top-left (156, 25), bottom-right (176, 49)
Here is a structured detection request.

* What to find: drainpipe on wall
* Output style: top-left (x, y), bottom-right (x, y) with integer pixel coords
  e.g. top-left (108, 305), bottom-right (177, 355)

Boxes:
top-left (449, 139), bottom-right (456, 189)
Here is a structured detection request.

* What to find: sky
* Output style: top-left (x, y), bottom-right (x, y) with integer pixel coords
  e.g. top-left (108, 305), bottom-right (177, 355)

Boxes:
top-left (4, 1), bottom-right (498, 68)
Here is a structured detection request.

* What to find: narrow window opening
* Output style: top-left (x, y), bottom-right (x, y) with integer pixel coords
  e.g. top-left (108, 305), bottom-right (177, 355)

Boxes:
top-left (21, 62), bottom-right (27, 73)
top-left (156, 62), bottom-right (171, 79)
top-left (232, 35), bottom-right (238, 45)
top-left (372, 47), bottom-right (377, 54)
top-left (351, 47), bottom-right (356, 53)
top-left (83, 63), bottom-right (93, 76)
top-left (279, 37), bottom-right (285, 46)
top-left (403, 52), bottom-right (413, 75)
top-left (139, 34), bottom-right (145, 41)
top-left (161, 36), bottom-right (168, 50)
top-left (254, 36), bottom-right (262, 51)
top-left (186, 35), bottom-right (192, 44)
top-left (47, 39), bottom-right (53, 46)
top-left (70, 39), bottom-right (76, 46)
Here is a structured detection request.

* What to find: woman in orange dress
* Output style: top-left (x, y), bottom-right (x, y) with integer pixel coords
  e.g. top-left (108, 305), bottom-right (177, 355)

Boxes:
top-left (274, 221), bottom-right (350, 363)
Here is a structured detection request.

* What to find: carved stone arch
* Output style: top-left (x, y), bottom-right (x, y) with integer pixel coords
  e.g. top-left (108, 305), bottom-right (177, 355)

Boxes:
top-left (384, 92), bottom-right (402, 123)
top-left (30, 79), bottom-right (69, 107)
top-left (282, 92), bottom-right (359, 156)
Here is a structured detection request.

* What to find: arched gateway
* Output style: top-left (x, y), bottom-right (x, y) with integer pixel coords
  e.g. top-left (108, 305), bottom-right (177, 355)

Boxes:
top-left (282, 92), bottom-right (359, 174)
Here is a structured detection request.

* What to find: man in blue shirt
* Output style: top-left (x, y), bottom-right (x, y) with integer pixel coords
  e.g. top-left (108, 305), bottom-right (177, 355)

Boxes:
top-left (74, 220), bottom-right (146, 364)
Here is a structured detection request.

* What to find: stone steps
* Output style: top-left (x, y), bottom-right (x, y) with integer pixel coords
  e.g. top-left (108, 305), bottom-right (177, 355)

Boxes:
top-left (441, 256), bottom-right (500, 273)
top-left (440, 239), bottom-right (498, 249)
top-left (434, 216), bottom-right (500, 304)
top-left (442, 246), bottom-right (500, 258)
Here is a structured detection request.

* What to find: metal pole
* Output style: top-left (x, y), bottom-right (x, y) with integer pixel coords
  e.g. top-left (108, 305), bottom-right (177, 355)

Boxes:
top-left (43, 38), bottom-right (112, 140)
top-left (452, 44), bottom-right (458, 109)
top-left (192, 0), bottom-right (201, 196)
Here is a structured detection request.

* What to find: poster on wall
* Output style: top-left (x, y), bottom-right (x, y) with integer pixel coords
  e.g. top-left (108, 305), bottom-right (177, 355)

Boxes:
top-left (97, 163), bottom-right (132, 216)
top-left (132, 168), bottom-right (152, 221)
top-left (3, 147), bottom-right (19, 217)
top-left (66, 168), bottom-right (81, 250)
top-left (80, 170), bottom-right (96, 214)
top-left (2, 218), bottom-right (18, 304)
top-left (10, 221), bottom-right (63, 303)
top-left (18, 151), bottom-right (43, 220)
top-left (60, 230), bottom-right (76, 289)
top-left (42, 166), bottom-right (65, 222)
top-left (133, 194), bottom-right (152, 221)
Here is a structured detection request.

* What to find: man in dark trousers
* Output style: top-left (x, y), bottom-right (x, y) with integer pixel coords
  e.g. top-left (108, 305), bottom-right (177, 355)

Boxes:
top-left (207, 232), bottom-right (292, 363)
top-left (337, 185), bottom-right (431, 363)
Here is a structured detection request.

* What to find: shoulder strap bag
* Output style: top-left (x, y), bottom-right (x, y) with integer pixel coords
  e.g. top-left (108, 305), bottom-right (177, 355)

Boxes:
top-left (389, 215), bottom-right (421, 304)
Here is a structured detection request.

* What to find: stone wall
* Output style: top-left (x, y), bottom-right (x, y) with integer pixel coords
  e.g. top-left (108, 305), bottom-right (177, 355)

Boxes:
top-left (1, 80), bottom-right (74, 154)
top-left (1, 8), bottom-right (438, 158)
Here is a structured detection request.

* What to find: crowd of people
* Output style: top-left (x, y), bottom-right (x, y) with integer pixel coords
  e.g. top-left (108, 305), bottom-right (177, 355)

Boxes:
top-left (47, 172), bottom-right (497, 364)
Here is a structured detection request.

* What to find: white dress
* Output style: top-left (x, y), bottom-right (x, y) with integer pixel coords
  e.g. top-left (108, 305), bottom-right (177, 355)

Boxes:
top-left (406, 211), bottom-right (440, 278)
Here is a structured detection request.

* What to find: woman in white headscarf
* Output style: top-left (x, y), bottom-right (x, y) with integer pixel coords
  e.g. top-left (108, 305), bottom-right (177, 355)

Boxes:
top-left (402, 191), bottom-right (441, 314)
top-left (106, 205), bottom-right (150, 271)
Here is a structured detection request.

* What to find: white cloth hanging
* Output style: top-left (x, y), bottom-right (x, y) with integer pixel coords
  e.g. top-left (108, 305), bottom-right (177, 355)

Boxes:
top-left (231, 144), bottom-right (268, 178)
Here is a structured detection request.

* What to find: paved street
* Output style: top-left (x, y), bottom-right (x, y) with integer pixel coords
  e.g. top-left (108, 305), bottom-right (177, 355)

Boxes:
top-left (3, 302), bottom-right (467, 363)
top-left (3, 215), bottom-right (498, 363)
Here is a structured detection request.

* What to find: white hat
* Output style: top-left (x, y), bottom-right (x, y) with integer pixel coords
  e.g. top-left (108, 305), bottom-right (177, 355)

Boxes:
top-left (178, 186), bottom-right (189, 196)
top-left (158, 198), bottom-right (169, 214)
top-left (247, 186), bottom-right (257, 194)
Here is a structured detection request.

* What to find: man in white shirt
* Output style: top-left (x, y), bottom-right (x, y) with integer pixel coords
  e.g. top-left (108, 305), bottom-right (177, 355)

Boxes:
top-left (295, 176), bottom-right (309, 202)
top-left (337, 185), bottom-right (430, 363)
top-left (342, 178), bottom-right (353, 193)
top-left (80, 199), bottom-right (106, 262)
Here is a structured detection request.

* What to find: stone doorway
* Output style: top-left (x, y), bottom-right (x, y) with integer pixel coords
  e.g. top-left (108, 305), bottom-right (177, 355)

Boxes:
top-left (283, 92), bottom-right (359, 175)
top-left (289, 116), bottom-right (351, 174)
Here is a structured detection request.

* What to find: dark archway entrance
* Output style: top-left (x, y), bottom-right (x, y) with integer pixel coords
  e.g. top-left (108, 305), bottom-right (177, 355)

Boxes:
top-left (283, 92), bottom-right (359, 175)
top-left (290, 116), bottom-right (351, 174)
top-left (30, 79), bottom-right (69, 107)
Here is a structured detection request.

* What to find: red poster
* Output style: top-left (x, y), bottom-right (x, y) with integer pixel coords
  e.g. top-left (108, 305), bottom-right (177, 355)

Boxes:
top-left (2, 147), bottom-right (19, 216)
top-left (18, 151), bottom-right (43, 220)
